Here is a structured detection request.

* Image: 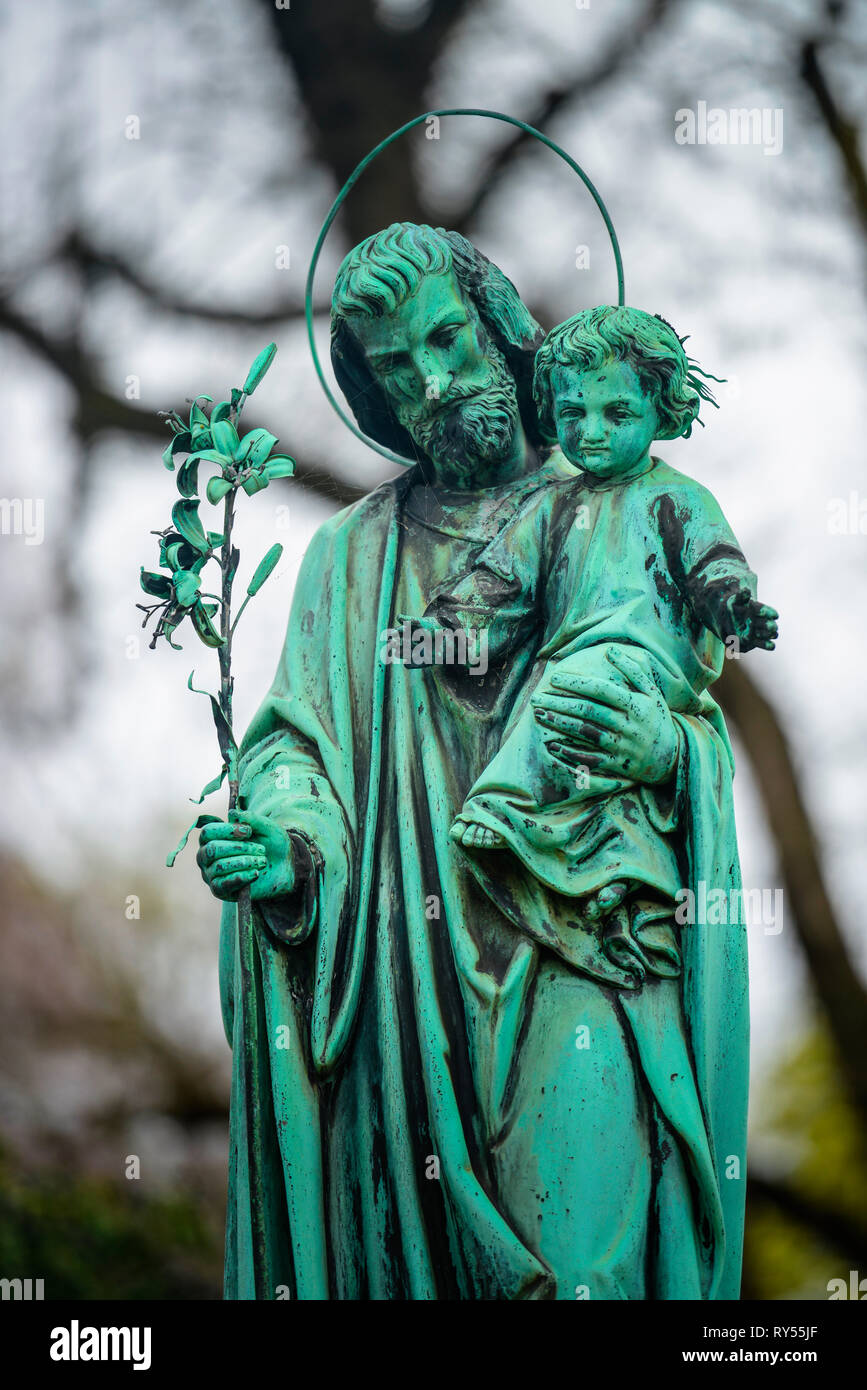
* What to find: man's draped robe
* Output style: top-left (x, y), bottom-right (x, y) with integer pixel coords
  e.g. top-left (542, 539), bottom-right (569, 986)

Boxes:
top-left (218, 457), bottom-right (749, 1300)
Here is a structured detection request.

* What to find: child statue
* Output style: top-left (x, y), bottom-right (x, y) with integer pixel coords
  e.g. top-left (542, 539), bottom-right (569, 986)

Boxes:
top-left (422, 305), bottom-right (778, 986)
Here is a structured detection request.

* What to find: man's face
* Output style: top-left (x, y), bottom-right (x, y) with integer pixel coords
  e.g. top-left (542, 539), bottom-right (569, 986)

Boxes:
top-left (551, 360), bottom-right (660, 480)
top-left (351, 270), bottom-right (520, 475)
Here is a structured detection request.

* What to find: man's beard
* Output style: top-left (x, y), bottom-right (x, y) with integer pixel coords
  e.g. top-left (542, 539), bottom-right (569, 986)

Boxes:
top-left (399, 341), bottom-right (520, 473)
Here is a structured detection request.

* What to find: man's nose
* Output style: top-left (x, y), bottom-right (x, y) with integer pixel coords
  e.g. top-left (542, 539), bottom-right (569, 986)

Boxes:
top-left (413, 347), bottom-right (453, 398)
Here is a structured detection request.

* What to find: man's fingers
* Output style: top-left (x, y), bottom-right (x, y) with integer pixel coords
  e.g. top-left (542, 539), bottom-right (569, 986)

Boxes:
top-left (546, 746), bottom-right (625, 793)
top-left (544, 739), bottom-right (590, 766)
top-left (547, 742), bottom-right (630, 778)
top-left (208, 868), bottom-right (261, 898)
top-left (199, 820), bottom-right (252, 845)
top-left (604, 648), bottom-right (658, 697)
top-left (546, 742), bottom-right (605, 770)
top-left (532, 693), bottom-right (627, 733)
top-left (229, 810), bottom-right (283, 843)
top-left (534, 709), bottom-right (614, 746)
top-left (211, 854), bottom-right (267, 876)
top-left (543, 672), bottom-right (633, 712)
top-left (197, 838), bottom-right (266, 868)
top-left (209, 858), bottom-right (266, 891)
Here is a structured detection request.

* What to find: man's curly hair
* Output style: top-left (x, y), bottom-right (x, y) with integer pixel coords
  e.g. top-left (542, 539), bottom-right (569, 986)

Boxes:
top-left (533, 305), bottom-right (722, 443)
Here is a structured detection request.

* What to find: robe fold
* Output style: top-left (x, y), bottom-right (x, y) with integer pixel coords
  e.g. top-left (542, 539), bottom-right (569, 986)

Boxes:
top-left (218, 456), bottom-right (748, 1301)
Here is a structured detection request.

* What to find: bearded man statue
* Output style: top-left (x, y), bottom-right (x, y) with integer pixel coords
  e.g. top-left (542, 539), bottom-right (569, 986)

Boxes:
top-left (198, 223), bottom-right (747, 1302)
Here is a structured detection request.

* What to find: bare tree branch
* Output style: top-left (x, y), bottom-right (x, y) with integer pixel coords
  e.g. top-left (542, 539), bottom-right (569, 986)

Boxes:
top-left (800, 36), bottom-right (867, 246)
top-left (63, 232), bottom-right (329, 330)
top-left (0, 297), bottom-right (365, 508)
top-left (448, 0), bottom-right (678, 234)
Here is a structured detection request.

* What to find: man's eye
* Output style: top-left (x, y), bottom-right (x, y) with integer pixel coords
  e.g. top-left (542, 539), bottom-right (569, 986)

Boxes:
top-left (431, 326), bottom-right (460, 348)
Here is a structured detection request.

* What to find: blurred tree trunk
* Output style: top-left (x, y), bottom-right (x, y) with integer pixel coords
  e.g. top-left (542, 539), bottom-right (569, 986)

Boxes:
top-left (717, 662), bottom-right (867, 1123)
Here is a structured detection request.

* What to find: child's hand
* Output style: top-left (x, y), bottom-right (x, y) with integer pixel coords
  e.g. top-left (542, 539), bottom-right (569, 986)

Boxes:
top-left (726, 591), bottom-right (779, 652)
top-left (450, 814), bottom-right (504, 849)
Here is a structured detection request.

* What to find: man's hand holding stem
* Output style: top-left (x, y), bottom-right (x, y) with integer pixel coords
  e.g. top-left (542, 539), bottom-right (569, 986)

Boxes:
top-left (197, 811), bottom-right (298, 902)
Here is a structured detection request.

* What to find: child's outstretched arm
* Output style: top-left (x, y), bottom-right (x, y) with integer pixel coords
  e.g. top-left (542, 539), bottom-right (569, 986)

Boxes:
top-left (659, 488), bottom-right (779, 652)
top-left (689, 567), bottom-right (779, 652)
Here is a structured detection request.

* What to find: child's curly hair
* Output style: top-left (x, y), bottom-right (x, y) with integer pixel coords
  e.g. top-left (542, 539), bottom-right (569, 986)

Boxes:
top-left (533, 305), bottom-right (723, 443)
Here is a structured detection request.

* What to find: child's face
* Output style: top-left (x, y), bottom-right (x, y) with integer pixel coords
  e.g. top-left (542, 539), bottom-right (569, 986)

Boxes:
top-left (550, 360), bottom-right (660, 478)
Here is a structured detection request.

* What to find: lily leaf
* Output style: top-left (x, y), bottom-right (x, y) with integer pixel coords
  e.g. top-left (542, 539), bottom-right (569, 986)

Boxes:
top-left (230, 387), bottom-right (243, 409)
top-left (167, 812), bottom-right (220, 868)
top-left (188, 671), bottom-right (237, 765)
top-left (206, 475), bottom-right (232, 506)
top-left (227, 545), bottom-right (240, 587)
top-left (243, 342), bottom-right (277, 395)
top-left (190, 765), bottom-right (227, 805)
top-left (171, 499), bottom-right (210, 554)
top-left (247, 543), bottom-right (283, 597)
top-left (264, 454), bottom-right (296, 481)
top-left (140, 568), bottom-right (172, 598)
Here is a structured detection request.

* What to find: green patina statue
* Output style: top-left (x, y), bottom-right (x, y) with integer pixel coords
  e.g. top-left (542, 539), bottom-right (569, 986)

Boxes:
top-left (196, 223), bottom-right (777, 1300)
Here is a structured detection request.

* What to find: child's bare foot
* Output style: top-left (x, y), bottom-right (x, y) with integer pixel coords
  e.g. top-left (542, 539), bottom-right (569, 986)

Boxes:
top-left (450, 815), bottom-right (505, 849)
top-left (584, 880), bottom-right (629, 923)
